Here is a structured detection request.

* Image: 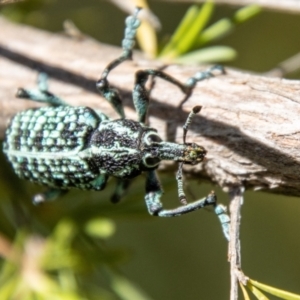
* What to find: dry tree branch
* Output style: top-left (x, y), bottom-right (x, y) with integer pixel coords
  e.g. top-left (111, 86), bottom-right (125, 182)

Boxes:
top-left (160, 0), bottom-right (300, 14)
top-left (1, 16), bottom-right (300, 199)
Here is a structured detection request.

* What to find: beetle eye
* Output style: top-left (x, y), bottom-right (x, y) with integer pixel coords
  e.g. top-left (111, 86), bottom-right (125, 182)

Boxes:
top-left (144, 156), bottom-right (160, 167)
top-left (189, 150), bottom-right (197, 159)
top-left (147, 134), bottom-right (162, 144)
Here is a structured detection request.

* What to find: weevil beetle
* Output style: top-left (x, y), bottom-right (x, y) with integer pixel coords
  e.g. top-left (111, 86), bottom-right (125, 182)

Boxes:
top-left (3, 8), bottom-right (230, 240)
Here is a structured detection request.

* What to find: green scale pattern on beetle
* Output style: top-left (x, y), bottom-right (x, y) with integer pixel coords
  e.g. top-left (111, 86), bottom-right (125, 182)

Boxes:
top-left (3, 106), bottom-right (103, 189)
top-left (1, 9), bottom-right (231, 240)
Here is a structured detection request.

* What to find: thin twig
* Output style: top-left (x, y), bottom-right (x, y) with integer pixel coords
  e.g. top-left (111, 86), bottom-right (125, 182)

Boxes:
top-left (228, 186), bottom-right (245, 300)
top-left (266, 52), bottom-right (300, 77)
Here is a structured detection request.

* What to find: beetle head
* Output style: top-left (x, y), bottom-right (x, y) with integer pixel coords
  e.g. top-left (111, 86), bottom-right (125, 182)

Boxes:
top-left (176, 142), bottom-right (206, 165)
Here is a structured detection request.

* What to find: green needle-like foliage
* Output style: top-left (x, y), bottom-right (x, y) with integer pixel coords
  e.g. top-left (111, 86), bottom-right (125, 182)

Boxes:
top-left (159, 1), bottom-right (214, 59)
top-left (247, 279), bottom-right (300, 300)
top-left (157, 2), bottom-right (261, 64)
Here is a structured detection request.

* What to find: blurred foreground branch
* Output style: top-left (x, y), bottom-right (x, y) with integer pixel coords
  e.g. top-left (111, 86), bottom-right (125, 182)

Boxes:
top-left (1, 16), bottom-right (300, 198)
top-left (0, 0), bottom-right (24, 4)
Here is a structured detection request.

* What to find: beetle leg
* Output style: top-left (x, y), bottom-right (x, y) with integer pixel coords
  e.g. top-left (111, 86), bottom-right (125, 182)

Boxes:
top-left (110, 179), bottom-right (132, 203)
top-left (16, 73), bottom-right (68, 106)
top-left (144, 170), bottom-right (164, 214)
top-left (179, 64), bottom-right (225, 107)
top-left (133, 65), bottom-right (225, 124)
top-left (96, 8), bottom-right (141, 118)
top-left (185, 65), bottom-right (225, 89)
top-left (33, 188), bottom-right (68, 205)
top-left (90, 174), bottom-right (109, 191)
top-left (133, 69), bottom-right (188, 124)
top-left (132, 65), bottom-right (223, 123)
top-left (145, 170), bottom-right (230, 240)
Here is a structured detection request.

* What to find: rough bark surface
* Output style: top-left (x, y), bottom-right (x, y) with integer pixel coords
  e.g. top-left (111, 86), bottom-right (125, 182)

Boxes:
top-left (1, 17), bottom-right (300, 197)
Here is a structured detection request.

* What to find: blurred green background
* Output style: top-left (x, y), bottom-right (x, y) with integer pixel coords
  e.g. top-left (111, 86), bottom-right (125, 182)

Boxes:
top-left (1, 0), bottom-right (300, 299)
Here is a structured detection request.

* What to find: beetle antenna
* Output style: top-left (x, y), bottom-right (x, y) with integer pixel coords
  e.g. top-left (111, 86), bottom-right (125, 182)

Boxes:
top-left (176, 162), bottom-right (187, 205)
top-left (182, 106), bottom-right (201, 144)
top-left (176, 105), bottom-right (202, 205)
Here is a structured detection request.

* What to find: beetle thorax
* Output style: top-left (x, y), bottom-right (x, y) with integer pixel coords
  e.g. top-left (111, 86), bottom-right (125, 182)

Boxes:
top-left (89, 119), bottom-right (159, 178)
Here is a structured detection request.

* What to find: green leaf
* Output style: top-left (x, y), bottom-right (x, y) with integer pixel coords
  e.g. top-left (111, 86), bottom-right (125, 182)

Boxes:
top-left (104, 268), bottom-right (154, 300)
top-left (0, 273), bottom-right (20, 299)
top-left (174, 46), bottom-right (236, 64)
top-left (197, 4), bottom-right (261, 47)
top-left (247, 283), bottom-right (269, 300)
top-left (249, 279), bottom-right (300, 300)
top-left (234, 5), bottom-right (261, 24)
top-left (84, 217), bottom-right (116, 239)
top-left (160, 1), bottom-right (214, 59)
top-left (51, 219), bottom-right (76, 247)
top-left (197, 18), bottom-right (233, 46)
top-left (239, 281), bottom-right (251, 300)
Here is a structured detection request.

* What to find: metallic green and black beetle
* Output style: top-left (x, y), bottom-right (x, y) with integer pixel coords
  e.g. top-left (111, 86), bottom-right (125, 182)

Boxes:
top-left (3, 8), bottom-right (230, 240)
